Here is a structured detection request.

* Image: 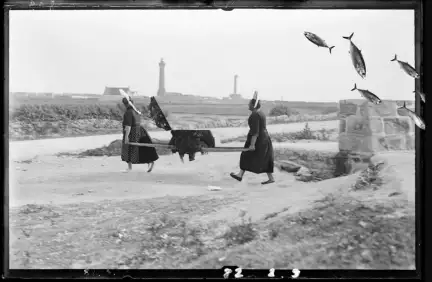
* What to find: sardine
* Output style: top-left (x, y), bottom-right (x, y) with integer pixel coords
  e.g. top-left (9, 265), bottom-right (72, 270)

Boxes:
top-left (304, 31), bottom-right (335, 54)
top-left (342, 32), bottom-right (366, 79)
top-left (413, 90), bottom-right (426, 103)
top-left (351, 83), bottom-right (382, 104)
top-left (391, 54), bottom-right (419, 79)
top-left (398, 101), bottom-right (425, 130)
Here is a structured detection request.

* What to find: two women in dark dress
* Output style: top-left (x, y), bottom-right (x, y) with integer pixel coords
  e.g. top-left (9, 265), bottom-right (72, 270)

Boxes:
top-left (230, 92), bottom-right (275, 185)
top-left (121, 97), bottom-right (159, 173)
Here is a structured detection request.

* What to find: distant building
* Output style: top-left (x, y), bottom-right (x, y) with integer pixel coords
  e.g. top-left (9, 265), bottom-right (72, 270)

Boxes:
top-left (229, 93), bottom-right (244, 100)
top-left (13, 92), bottom-right (29, 98)
top-left (35, 92), bottom-right (54, 98)
top-left (165, 92), bottom-right (183, 96)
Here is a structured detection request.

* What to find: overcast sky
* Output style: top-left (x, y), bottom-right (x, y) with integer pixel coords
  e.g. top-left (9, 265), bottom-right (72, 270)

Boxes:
top-left (9, 9), bottom-right (415, 102)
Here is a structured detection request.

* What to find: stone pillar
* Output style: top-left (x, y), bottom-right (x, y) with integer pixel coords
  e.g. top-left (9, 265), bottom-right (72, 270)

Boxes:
top-left (157, 58), bottom-right (166, 96)
top-left (338, 99), bottom-right (415, 154)
top-left (234, 75), bottom-right (238, 94)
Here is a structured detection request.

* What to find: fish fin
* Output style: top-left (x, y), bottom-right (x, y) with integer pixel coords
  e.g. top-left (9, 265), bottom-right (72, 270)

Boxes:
top-left (391, 54), bottom-right (397, 61)
top-left (344, 32), bottom-right (354, 40)
top-left (342, 32), bottom-right (353, 40)
top-left (329, 46), bottom-right (335, 54)
top-left (351, 83), bottom-right (357, 91)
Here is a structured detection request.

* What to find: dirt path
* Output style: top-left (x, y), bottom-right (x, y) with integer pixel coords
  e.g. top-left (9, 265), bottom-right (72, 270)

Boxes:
top-left (9, 147), bottom-right (414, 219)
top-left (11, 147), bottom-right (343, 220)
top-left (9, 153), bottom-right (284, 208)
top-left (9, 144), bottom-right (415, 270)
top-left (9, 120), bottom-right (339, 161)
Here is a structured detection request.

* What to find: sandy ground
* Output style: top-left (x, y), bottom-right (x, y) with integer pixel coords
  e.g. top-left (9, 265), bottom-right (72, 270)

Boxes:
top-left (9, 148), bottom-right (414, 214)
top-left (8, 130), bottom-right (415, 269)
top-left (9, 152), bottom-right (300, 209)
top-left (8, 120), bottom-right (339, 162)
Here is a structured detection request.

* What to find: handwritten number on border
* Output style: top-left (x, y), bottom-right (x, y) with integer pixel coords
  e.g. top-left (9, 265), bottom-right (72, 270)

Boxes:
top-left (234, 267), bottom-right (243, 278)
top-left (223, 268), bottom-right (232, 279)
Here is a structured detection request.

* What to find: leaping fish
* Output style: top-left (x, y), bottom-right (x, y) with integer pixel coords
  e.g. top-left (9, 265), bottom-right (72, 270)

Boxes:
top-left (303, 31), bottom-right (335, 54)
top-left (342, 32), bottom-right (366, 79)
top-left (413, 90), bottom-right (426, 103)
top-left (391, 54), bottom-right (419, 79)
top-left (398, 102), bottom-right (425, 130)
top-left (351, 83), bottom-right (382, 104)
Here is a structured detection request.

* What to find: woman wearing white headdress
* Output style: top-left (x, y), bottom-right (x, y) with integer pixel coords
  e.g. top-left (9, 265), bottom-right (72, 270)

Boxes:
top-left (230, 91), bottom-right (275, 185)
top-left (120, 91), bottom-right (159, 173)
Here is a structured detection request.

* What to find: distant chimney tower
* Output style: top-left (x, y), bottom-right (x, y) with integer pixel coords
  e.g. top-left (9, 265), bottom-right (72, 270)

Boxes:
top-left (233, 75), bottom-right (238, 94)
top-left (157, 58), bottom-right (166, 96)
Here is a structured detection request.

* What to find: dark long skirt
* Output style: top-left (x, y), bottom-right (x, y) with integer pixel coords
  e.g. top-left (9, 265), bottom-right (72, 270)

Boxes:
top-left (121, 125), bottom-right (159, 164)
top-left (240, 132), bottom-right (274, 174)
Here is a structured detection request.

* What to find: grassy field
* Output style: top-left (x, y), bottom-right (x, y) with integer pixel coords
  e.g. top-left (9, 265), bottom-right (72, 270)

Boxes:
top-left (10, 176), bottom-right (414, 269)
top-left (9, 95), bottom-right (339, 121)
top-left (8, 94), bottom-right (339, 141)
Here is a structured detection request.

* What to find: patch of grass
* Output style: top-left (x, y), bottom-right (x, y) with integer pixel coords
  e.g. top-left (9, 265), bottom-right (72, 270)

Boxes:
top-left (10, 188), bottom-right (414, 270)
top-left (221, 124), bottom-right (337, 144)
top-left (15, 158), bottom-right (35, 164)
top-left (263, 207), bottom-right (291, 220)
top-left (9, 194), bottom-right (241, 269)
top-left (352, 162), bottom-right (386, 191)
top-left (189, 195), bottom-right (415, 270)
top-left (269, 104), bottom-right (299, 117)
top-left (222, 215), bottom-right (258, 247)
top-left (266, 113), bottom-right (338, 125)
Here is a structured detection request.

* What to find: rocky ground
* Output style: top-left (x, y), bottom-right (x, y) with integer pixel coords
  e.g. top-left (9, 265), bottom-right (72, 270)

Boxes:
top-left (9, 145), bottom-right (415, 270)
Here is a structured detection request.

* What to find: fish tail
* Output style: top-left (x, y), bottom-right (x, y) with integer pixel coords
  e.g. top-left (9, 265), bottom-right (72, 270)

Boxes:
top-left (391, 54), bottom-right (397, 61)
top-left (351, 83), bottom-right (357, 91)
top-left (342, 32), bottom-right (354, 40)
top-left (329, 46), bottom-right (335, 54)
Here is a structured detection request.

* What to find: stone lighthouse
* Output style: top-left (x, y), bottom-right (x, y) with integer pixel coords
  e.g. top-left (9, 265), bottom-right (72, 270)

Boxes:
top-left (157, 58), bottom-right (166, 97)
top-left (233, 74), bottom-right (238, 94)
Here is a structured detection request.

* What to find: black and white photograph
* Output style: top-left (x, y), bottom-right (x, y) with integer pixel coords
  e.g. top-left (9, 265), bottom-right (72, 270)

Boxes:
top-left (5, 2), bottom-right (425, 277)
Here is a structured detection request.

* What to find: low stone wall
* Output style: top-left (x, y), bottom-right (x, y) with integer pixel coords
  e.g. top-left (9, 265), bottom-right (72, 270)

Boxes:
top-left (338, 99), bottom-right (415, 153)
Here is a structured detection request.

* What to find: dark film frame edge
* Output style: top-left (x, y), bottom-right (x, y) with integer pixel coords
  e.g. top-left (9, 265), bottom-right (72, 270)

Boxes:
top-left (2, 0), bottom-right (429, 279)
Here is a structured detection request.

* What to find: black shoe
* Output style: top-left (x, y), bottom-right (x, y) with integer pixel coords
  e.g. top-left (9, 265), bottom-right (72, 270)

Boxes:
top-left (230, 173), bottom-right (242, 182)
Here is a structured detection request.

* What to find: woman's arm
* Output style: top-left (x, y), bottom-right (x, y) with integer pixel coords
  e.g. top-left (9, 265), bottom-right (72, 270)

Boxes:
top-left (248, 113), bottom-right (260, 149)
top-left (124, 126), bottom-right (131, 143)
top-left (250, 135), bottom-right (258, 147)
top-left (123, 110), bottom-right (133, 144)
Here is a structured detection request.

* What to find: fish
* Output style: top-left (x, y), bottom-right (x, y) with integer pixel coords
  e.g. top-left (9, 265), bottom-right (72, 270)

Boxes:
top-left (304, 31), bottom-right (335, 54)
top-left (351, 83), bottom-right (382, 104)
top-left (391, 54), bottom-right (419, 79)
top-left (342, 32), bottom-right (366, 79)
top-left (413, 90), bottom-right (426, 103)
top-left (398, 101), bottom-right (425, 130)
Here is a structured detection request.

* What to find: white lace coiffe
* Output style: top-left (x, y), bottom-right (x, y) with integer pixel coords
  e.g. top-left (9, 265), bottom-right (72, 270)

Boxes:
top-left (120, 89), bottom-right (142, 115)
